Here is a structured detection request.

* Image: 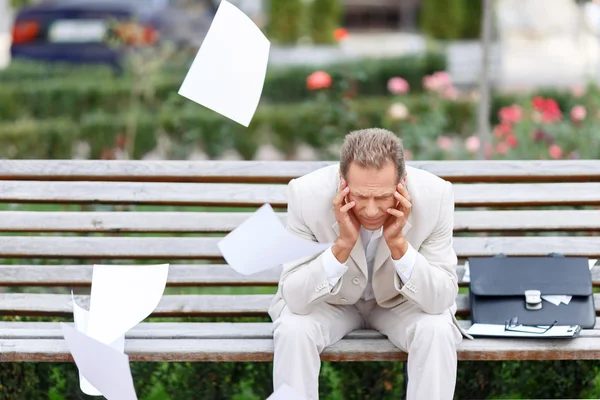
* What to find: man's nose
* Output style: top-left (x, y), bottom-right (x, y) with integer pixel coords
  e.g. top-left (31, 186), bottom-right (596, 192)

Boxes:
top-left (365, 200), bottom-right (379, 217)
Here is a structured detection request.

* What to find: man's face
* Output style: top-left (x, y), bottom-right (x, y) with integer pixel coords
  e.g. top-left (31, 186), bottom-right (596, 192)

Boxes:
top-left (344, 161), bottom-right (400, 230)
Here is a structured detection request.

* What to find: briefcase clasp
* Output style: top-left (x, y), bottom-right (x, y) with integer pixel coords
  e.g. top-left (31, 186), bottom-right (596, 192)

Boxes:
top-left (525, 290), bottom-right (542, 310)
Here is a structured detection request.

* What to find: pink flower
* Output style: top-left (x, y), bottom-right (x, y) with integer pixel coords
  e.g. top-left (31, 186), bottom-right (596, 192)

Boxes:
top-left (506, 133), bottom-right (519, 148)
top-left (570, 105), bottom-right (586, 122)
top-left (423, 71), bottom-right (452, 92)
top-left (387, 77), bottom-right (410, 95)
top-left (571, 85), bottom-right (585, 98)
top-left (465, 136), bottom-right (480, 153)
top-left (496, 142), bottom-right (509, 155)
top-left (433, 71), bottom-right (452, 88)
top-left (493, 122), bottom-right (512, 139)
top-left (437, 136), bottom-right (453, 151)
top-left (548, 144), bottom-right (563, 159)
top-left (498, 105), bottom-right (523, 124)
top-left (442, 86), bottom-right (459, 100)
top-left (306, 71), bottom-right (332, 91)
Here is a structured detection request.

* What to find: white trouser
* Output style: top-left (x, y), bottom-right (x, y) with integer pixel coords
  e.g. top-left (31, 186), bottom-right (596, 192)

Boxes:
top-left (272, 299), bottom-right (462, 400)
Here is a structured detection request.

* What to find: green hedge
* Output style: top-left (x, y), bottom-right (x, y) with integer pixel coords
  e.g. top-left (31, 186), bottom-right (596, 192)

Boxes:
top-left (420, 0), bottom-right (482, 40)
top-left (0, 53), bottom-right (446, 121)
top-left (2, 359), bottom-right (599, 399)
top-left (0, 94), bottom-right (475, 160)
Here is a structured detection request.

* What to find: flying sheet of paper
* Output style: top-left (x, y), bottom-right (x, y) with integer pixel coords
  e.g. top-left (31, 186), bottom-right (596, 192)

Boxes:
top-left (267, 384), bottom-right (306, 400)
top-left (218, 203), bottom-right (331, 275)
top-left (178, 0), bottom-right (270, 127)
top-left (542, 259), bottom-right (597, 306)
top-left (466, 323), bottom-right (580, 338)
top-left (61, 323), bottom-right (138, 400)
top-left (72, 292), bottom-right (125, 396)
top-left (86, 264), bottom-right (169, 345)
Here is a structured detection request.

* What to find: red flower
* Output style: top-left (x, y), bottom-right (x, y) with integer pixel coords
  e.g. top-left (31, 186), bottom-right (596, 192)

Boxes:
top-left (306, 71), bottom-right (332, 91)
top-left (334, 28), bottom-right (349, 41)
top-left (532, 97), bottom-right (562, 123)
top-left (498, 105), bottom-right (523, 124)
top-left (548, 144), bottom-right (563, 159)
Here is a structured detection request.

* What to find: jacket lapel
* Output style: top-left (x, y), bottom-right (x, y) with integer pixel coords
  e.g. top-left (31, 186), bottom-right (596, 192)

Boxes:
top-left (331, 221), bottom-right (368, 278)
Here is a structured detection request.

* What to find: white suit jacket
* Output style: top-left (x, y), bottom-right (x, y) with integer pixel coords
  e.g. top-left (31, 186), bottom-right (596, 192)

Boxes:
top-left (268, 164), bottom-right (468, 337)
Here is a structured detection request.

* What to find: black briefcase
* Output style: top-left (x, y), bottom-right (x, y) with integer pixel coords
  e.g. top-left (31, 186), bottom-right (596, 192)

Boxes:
top-left (468, 255), bottom-right (596, 329)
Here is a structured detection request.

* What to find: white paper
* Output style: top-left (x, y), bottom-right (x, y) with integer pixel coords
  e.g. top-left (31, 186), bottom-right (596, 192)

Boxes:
top-left (178, 0), bottom-right (270, 126)
top-left (267, 384), bottom-right (306, 400)
top-left (86, 264), bottom-right (169, 345)
top-left (467, 323), bottom-right (579, 338)
top-left (218, 203), bottom-right (331, 275)
top-left (61, 323), bottom-right (138, 400)
top-left (72, 292), bottom-right (126, 396)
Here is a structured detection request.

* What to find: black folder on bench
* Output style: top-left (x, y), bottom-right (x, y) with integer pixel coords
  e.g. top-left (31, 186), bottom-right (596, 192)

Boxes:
top-left (468, 255), bottom-right (596, 329)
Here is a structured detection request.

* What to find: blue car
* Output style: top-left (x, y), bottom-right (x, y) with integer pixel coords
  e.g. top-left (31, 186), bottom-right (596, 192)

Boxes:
top-left (11, 0), bottom-right (218, 67)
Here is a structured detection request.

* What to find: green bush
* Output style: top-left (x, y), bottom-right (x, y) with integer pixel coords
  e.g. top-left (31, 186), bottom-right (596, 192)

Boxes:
top-left (267, 0), bottom-right (306, 44)
top-left (0, 93), bottom-right (475, 160)
top-left (420, 0), bottom-right (466, 40)
top-left (2, 360), bottom-right (599, 399)
top-left (310, 0), bottom-right (343, 44)
top-left (0, 53), bottom-right (447, 121)
top-left (0, 118), bottom-right (77, 159)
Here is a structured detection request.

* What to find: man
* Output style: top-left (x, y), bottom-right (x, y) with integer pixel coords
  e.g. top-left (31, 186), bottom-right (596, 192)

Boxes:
top-left (268, 128), bottom-right (470, 400)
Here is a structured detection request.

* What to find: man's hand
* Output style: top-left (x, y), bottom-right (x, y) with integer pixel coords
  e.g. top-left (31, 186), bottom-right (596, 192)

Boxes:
top-left (383, 182), bottom-right (412, 259)
top-left (332, 179), bottom-right (360, 263)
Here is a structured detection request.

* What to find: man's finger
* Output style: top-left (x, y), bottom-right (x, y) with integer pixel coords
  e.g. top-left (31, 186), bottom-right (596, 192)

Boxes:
top-left (340, 200), bottom-right (355, 213)
top-left (398, 183), bottom-right (411, 203)
top-left (333, 185), bottom-right (349, 207)
top-left (395, 191), bottom-right (411, 210)
top-left (386, 208), bottom-right (405, 220)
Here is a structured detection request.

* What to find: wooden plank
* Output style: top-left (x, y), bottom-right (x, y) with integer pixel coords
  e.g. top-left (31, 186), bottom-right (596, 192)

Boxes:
top-left (0, 264), bottom-right (285, 287)
top-left (0, 294), bottom-right (272, 317)
top-left (2, 210), bottom-right (599, 233)
top-left (1, 293), bottom-right (599, 317)
top-left (1, 236), bottom-right (600, 259)
top-left (1, 181), bottom-right (600, 207)
top-left (1, 264), bottom-right (598, 287)
top-left (1, 319), bottom-right (599, 340)
top-left (1, 160), bottom-right (600, 183)
top-left (2, 335), bottom-right (600, 362)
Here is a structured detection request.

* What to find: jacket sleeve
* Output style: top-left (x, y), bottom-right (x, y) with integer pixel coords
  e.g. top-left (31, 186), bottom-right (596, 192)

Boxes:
top-left (279, 178), bottom-right (344, 315)
top-left (393, 181), bottom-right (459, 314)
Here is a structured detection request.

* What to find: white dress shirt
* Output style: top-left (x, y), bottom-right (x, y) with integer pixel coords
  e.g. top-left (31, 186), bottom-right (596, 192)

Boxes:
top-left (322, 226), bottom-right (417, 300)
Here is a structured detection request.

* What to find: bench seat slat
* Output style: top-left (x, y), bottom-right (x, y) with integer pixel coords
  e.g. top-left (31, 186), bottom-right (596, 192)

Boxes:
top-left (1, 160), bottom-right (600, 183)
top-left (1, 293), bottom-right (600, 317)
top-left (2, 336), bottom-right (600, 363)
top-left (1, 265), bottom-right (598, 287)
top-left (1, 236), bottom-right (600, 259)
top-left (2, 181), bottom-right (600, 207)
top-left (1, 210), bottom-right (599, 233)
top-left (1, 320), bottom-right (598, 340)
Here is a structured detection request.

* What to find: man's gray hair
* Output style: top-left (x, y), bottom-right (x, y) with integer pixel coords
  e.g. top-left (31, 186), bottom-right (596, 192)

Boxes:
top-left (339, 128), bottom-right (405, 182)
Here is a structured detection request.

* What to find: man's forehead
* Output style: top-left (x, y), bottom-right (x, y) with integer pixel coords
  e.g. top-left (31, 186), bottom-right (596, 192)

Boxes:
top-left (350, 186), bottom-right (396, 196)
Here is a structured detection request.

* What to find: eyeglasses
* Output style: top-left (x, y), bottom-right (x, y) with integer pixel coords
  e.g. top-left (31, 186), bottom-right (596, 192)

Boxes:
top-left (505, 316), bottom-right (558, 334)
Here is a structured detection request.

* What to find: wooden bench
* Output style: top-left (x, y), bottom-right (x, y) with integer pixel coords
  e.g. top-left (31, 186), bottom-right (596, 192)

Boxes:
top-left (1, 159), bottom-right (600, 363)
